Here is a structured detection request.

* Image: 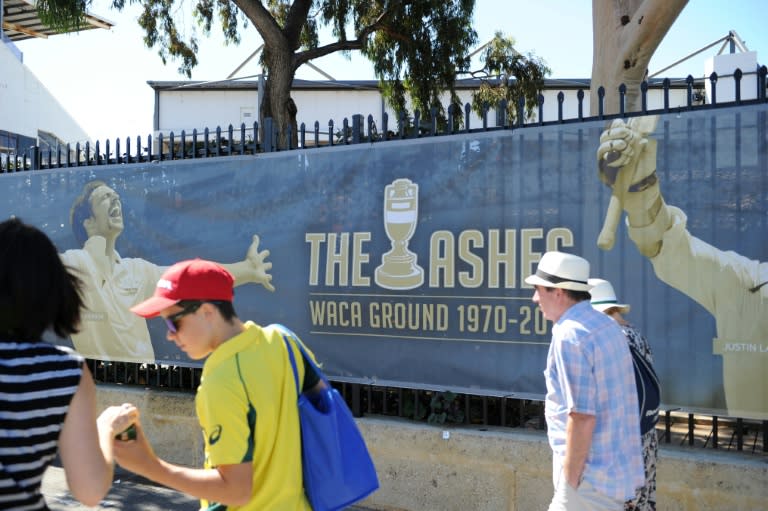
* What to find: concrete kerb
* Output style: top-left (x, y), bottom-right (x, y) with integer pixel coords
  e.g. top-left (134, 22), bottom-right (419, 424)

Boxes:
top-left (95, 384), bottom-right (768, 511)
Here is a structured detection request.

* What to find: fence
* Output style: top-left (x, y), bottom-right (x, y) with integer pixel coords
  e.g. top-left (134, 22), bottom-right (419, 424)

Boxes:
top-left (4, 70), bottom-right (768, 457)
top-left (86, 360), bottom-right (767, 455)
top-left (2, 67), bottom-right (767, 171)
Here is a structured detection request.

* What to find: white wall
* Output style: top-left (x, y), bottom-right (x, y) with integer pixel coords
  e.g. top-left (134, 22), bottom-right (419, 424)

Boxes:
top-left (153, 83), bottom-right (700, 142)
top-left (0, 42), bottom-right (89, 147)
top-left (294, 89), bottom-right (383, 136)
top-left (157, 88), bottom-right (260, 136)
top-left (705, 51), bottom-right (759, 103)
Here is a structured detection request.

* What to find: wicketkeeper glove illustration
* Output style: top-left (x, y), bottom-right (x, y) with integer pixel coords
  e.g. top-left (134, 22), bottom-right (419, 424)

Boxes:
top-left (596, 115), bottom-right (664, 256)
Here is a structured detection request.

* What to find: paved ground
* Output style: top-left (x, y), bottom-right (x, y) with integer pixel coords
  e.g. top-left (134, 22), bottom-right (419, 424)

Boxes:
top-left (43, 465), bottom-right (199, 511)
top-left (43, 464), bottom-right (377, 510)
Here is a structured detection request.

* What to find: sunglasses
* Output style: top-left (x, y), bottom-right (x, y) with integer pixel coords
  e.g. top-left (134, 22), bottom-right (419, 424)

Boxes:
top-left (163, 302), bottom-right (204, 333)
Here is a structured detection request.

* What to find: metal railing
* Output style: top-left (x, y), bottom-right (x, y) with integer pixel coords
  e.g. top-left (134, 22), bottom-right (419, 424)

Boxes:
top-left (2, 66), bottom-right (767, 172)
top-left (86, 360), bottom-right (767, 455)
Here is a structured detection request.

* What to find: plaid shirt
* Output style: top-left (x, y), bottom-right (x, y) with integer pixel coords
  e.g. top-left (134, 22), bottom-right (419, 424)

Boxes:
top-left (544, 300), bottom-right (644, 501)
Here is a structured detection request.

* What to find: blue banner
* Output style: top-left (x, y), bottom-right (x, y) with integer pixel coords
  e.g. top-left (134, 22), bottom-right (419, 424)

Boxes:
top-left (1, 104), bottom-right (765, 419)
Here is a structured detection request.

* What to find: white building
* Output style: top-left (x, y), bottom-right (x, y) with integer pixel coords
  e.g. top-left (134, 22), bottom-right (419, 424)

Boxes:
top-left (148, 76), bottom-right (710, 147)
top-left (0, 0), bottom-right (112, 157)
top-left (147, 29), bottom-right (763, 148)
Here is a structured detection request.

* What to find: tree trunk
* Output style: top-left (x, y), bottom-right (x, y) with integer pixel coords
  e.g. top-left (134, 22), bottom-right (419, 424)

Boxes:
top-left (261, 48), bottom-right (299, 150)
top-left (240, 0), bottom-right (306, 151)
top-left (590, 0), bottom-right (688, 115)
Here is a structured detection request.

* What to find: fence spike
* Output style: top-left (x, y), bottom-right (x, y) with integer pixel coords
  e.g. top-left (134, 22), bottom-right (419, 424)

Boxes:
top-left (499, 99), bottom-right (508, 129)
top-left (464, 103), bottom-right (471, 132)
top-left (619, 83), bottom-right (627, 116)
top-left (597, 86), bottom-right (605, 119)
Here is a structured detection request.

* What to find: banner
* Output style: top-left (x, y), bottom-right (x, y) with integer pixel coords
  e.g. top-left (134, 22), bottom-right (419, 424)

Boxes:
top-left (1, 104), bottom-right (765, 419)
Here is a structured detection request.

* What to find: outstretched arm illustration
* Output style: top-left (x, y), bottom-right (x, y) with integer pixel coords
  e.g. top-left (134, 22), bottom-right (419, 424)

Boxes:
top-left (69, 180), bottom-right (275, 292)
top-left (595, 116), bottom-right (765, 316)
top-left (62, 180), bottom-right (277, 362)
top-left (596, 116), bottom-right (768, 419)
top-left (221, 234), bottom-right (275, 292)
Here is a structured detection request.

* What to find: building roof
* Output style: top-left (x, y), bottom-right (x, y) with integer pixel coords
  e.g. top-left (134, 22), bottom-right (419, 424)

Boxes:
top-left (1, 0), bottom-right (113, 42)
top-left (148, 76), bottom-right (701, 93)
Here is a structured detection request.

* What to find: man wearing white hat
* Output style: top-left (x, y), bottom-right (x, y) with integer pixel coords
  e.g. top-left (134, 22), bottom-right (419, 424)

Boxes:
top-left (525, 251), bottom-right (644, 510)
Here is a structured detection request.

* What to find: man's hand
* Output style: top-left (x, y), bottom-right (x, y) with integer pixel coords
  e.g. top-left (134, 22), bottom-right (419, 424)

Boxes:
top-left (597, 117), bottom-right (658, 204)
top-left (98, 402), bottom-right (140, 440)
top-left (244, 234), bottom-right (275, 292)
top-left (563, 412), bottom-right (595, 489)
top-left (597, 119), bottom-right (642, 172)
top-left (220, 235), bottom-right (276, 291)
top-left (113, 421), bottom-right (161, 477)
top-left (595, 116), bottom-right (661, 250)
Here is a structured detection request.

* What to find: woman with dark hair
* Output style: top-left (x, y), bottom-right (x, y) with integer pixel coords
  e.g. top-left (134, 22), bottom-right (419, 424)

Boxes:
top-left (0, 217), bottom-right (138, 510)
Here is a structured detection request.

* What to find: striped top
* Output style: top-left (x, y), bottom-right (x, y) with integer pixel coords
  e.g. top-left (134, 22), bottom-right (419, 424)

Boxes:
top-left (0, 340), bottom-right (83, 511)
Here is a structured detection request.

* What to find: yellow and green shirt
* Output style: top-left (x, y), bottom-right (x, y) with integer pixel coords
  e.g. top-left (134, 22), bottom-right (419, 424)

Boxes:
top-left (196, 321), bottom-right (312, 511)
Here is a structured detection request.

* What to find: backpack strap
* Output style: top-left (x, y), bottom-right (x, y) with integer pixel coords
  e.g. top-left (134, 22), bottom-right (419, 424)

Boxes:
top-left (273, 323), bottom-right (327, 395)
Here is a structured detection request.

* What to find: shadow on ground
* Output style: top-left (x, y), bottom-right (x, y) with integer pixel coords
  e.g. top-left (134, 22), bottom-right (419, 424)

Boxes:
top-left (44, 464), bottom-right (198, 511)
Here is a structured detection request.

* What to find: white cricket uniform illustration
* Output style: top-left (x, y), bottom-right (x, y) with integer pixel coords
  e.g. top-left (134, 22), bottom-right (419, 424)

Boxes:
top-left (61, 236), bottom-right (164, 362)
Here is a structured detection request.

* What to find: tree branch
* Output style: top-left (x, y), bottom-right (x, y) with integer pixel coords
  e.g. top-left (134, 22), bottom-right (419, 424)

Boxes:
top-left (231, 0), bottom-right (284, 47)
top-left (293, 8), bottom-right (398, 69)
top-left (619, 0), bottom-right (688, 71)
top-left (295, 38), bottom-right (365, 68)
top-left (283, 0), bottom-right (313, 49)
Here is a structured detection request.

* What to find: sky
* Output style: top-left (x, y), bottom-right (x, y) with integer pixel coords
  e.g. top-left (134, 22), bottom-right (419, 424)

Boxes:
top-left (14, 0), bottom-right (768, 143)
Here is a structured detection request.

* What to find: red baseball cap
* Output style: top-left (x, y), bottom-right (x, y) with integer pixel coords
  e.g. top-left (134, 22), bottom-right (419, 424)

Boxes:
top-left (130, 258), bottom-right (234, 318)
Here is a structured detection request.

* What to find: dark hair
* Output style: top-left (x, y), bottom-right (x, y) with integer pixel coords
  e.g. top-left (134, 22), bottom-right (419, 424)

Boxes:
top-left (212, 300), bottom-right (237, 321)
top-left (563, 289), bottom-right (592, 302)
top-left (177, 300), bottom-right (238, 322)
top-left (0, 218), bottom-right (84, 341)
top-left (70, 179), bottom-right (107, 246)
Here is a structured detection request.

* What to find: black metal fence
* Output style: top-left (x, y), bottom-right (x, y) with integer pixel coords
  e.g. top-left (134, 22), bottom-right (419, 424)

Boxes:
top-left (2, 67), bottom-right (767, 171)
top-left (86, 360), bottom-right (767, 455)
top-left (5, 69), bottom-right (768, 457)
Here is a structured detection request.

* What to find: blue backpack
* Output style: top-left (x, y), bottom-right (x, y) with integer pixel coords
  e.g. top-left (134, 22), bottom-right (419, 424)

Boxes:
top-left (629, 343), bottom-right (661, 435)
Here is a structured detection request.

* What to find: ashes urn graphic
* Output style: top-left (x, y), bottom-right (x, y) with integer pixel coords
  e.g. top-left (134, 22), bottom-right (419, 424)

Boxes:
top-left (375, 178), bottom-right (424, 290)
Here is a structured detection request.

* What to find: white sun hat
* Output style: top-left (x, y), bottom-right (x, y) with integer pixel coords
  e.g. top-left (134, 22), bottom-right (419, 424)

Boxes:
top-left (524, 251), bottom-right (592, 292)
top-left (588, 278), bottom-right (631, 314)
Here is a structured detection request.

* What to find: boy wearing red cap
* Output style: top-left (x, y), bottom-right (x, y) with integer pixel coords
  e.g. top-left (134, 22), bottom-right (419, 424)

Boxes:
top-left (113, 258), bottom-right (318, 510)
